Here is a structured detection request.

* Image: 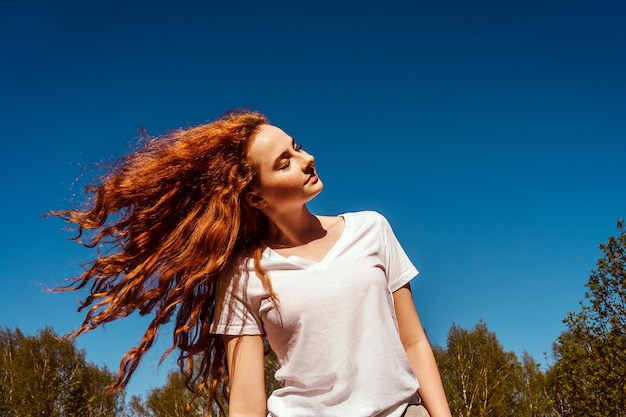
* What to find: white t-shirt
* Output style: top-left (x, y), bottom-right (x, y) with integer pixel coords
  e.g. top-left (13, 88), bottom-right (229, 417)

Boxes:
top-left (212, 211), bottom-right (419, 417)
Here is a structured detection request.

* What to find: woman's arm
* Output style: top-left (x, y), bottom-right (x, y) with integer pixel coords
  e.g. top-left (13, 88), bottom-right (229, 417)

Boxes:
top-left (394, 283), bottom-right (452, 417)
top-left (223, 334), bottom-right (267, 417)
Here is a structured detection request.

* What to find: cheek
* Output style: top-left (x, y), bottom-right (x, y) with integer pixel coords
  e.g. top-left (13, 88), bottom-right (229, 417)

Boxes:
top-left (262, 177), bottom-right (304, 198)
top-left (266, 172), bottom-right (301, 188)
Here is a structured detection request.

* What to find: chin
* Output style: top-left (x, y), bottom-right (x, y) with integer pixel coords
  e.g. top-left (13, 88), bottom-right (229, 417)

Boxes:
top-left (311, 183), bottom-right (324, 199)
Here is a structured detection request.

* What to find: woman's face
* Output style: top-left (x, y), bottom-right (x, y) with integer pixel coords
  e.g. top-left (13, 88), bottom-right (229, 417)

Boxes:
top-left (246, 124), bottom-right (322, 214)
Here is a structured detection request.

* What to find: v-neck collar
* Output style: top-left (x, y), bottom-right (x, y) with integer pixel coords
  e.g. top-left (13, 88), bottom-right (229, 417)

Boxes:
top-left (262, 214), bottom-right (351, 269)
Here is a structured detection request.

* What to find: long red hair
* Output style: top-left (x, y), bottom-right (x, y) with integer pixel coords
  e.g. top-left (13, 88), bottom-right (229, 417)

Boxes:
top-left (50, 110), bottom-right (272, 410)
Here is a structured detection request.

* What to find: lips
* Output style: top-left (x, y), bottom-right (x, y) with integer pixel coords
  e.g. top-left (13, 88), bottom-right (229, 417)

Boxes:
top-left (306, 169), bottom-right (319, 184)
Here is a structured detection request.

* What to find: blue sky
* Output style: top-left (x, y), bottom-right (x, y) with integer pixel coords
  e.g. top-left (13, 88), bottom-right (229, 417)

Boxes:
top-left (1, 0), bottom-right (625, 398)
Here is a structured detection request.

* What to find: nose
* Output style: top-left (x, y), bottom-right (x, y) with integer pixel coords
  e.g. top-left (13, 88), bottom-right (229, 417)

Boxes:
top-left (301, 150), bottom-right (315, 170)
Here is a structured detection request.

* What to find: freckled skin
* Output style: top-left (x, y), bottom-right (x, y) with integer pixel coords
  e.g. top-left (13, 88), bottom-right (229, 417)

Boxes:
top-left (247, 124), bottom-right (323, 214)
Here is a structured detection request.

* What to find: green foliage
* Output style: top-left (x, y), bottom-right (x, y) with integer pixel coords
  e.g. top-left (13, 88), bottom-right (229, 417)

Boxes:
top-left (263, 344), bottom-right (283, 396)
top-left (130, 339), bottom-right (283, 416)
top-left (546, 220), bottom-right (626, 416)
top-left (0, 326), bottom-right (123, 416)
top-left (433, 320), bottom-right (549, 417)
top-left (517, 352), bottom-right (550, 417)
top-left (143, 369), bottom-right (209, 417)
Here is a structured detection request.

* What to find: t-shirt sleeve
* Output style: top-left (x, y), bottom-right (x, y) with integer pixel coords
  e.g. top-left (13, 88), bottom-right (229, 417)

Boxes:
top-left (378, 213), bottom-right (419, 292)
top-left (210, 270), bottom-right (264, 336)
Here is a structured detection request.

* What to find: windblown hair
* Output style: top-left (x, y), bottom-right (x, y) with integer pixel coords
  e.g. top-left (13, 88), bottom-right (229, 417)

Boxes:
top-left (50, 110), bottom-right (272, 410)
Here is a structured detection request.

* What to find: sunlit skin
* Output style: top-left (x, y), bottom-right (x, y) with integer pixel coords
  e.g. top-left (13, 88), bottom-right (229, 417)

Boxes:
top-left (245, 124), bottom-right (344, 261)
top-left (246, 124), bottom-right (323, 215)
top-left (225, 124), bottom-right (453, 417)
top-left (52, 110), bottom-right (449, 416)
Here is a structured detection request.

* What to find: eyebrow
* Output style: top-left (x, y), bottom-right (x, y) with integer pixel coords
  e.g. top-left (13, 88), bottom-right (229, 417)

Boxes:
top-left (272, 138), bottom-right (296, 168)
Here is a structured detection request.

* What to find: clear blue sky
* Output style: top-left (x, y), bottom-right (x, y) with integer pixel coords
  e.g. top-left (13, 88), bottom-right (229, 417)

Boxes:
top-left (1, 0), bottom-right (624, 398)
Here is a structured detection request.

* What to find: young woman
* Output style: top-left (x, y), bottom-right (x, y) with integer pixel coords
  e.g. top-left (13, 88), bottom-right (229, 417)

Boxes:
top-left (52, 110), bottom-right (451, 417)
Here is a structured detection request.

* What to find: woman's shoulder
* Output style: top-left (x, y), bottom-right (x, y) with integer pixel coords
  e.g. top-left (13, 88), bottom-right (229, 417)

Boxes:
top-left (225, 248), bottom-right (257, 272)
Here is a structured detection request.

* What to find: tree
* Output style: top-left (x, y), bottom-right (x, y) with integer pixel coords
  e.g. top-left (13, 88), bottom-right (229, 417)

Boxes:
top-left (143, 369), bottom-right (209, 417)
top-left (517, 352), bottom-right (550, 417)
top-left (0, 326), bottom-right (124, 416)
top-left (433, 320), bottom-right (544, 417)
top-left (130, 340), bottom-right (282, 416)
top-left (546, 220), bottom-right (626, 416)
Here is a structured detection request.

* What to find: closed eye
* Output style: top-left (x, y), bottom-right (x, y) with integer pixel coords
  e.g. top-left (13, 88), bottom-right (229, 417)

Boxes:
top-left (274, 139), bottom-right (303, 170)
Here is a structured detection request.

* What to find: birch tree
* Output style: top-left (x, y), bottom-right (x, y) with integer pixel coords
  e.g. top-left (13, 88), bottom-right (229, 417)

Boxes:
top-left (0, 326), bottom-right (123, 416)
top-left (547, 220), bottom-right (626, 416)
top-left (434, 321), bottom-right (525, 417)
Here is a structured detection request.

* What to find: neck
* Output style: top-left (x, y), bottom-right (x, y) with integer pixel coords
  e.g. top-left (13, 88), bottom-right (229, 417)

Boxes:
top-left (263, 205), bottom-right (325, 248)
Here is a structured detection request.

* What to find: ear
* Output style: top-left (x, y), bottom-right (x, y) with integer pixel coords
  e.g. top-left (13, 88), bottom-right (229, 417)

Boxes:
top-left (246, 191), bottom-right (264, 209)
